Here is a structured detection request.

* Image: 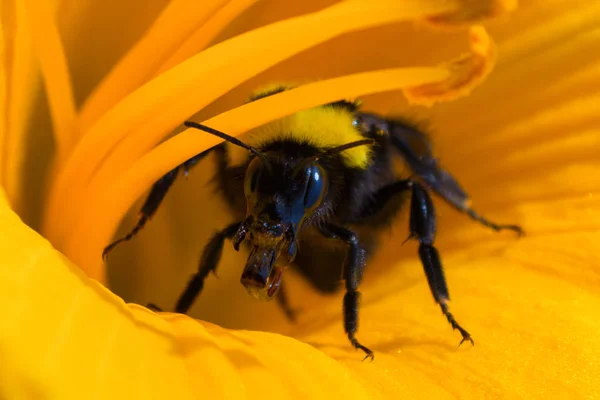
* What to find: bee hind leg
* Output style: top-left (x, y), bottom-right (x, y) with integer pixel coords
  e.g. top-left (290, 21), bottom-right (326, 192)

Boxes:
top-left (390, 120), bottom-right (524, 236)
top-left (360, 114), bottom-right (523, 235)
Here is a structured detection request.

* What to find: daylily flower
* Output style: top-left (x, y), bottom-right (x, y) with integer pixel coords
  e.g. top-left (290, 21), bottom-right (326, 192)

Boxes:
top-left (1, 0), bottom-right (599, 398)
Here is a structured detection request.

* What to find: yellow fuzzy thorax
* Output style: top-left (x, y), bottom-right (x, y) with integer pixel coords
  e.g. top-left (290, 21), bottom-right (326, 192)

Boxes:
top-left (227, 104), bottom-right (372, 169)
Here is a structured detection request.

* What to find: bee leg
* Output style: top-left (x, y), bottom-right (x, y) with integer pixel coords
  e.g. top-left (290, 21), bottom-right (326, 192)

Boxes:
top-left (356, 179), bottom-right (474, 345)
top-left (359, 113), bottom-right (522, 235)
top-left (320, 224), bottom-right (373, 361)
top-left (102, 150), bottom-right (213, 259)
top-left (275, 279), bottom-right (298, 322)
top-left (391, 125), bottom-right (523, 235)
top-left (175, 221), bottom-right (242, 314)
top-left (416, 162), bottom-right (523, 236)
top-left (409, 182), bottom-right (474, 346)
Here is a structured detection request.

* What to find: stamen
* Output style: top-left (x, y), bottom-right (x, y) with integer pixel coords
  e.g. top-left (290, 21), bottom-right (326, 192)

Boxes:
top-left (62, 66), bottom-right (450, 277)
top-left (77, 0), bottom-right (229, 131)
top-left (425, 0), bottom-right (517, 28)
top-left (23, 0), bottom-right (76, 161)
top-left (0, 22), bottom-right (6, 184)
top-left (404, 26), bottom-right (496, 106)
top-left (156, 0), bottom-right (260, 75)
top-left (44, 0), bottom-right (456, 246)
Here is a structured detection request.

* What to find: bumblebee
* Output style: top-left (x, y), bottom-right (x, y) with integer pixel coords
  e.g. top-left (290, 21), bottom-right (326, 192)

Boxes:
top-left (104, 85), bottom-right (522, 360)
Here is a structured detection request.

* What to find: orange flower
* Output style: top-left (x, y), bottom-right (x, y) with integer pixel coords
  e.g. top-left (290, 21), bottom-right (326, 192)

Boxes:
top-left (1, 0), bottom-right (598, 398)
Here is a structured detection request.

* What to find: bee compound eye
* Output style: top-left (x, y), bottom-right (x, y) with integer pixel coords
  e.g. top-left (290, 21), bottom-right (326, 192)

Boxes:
top-left (303, 164), bottom-right (326, 210)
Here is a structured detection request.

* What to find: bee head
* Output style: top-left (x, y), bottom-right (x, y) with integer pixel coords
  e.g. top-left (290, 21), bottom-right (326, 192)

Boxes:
top-left (236, 152), bottom-right (327, 300)
top-left (236, 139), bottom-right (372, 300)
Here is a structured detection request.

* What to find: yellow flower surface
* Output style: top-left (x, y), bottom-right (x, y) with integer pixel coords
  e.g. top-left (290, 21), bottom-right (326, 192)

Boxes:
top-left (1, 0), bottom-right (599, 398)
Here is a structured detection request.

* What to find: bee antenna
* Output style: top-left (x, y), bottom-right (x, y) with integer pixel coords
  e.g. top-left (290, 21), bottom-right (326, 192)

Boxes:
top-left (184, 121), bottom-right (273, 174)
top-left (293, 139), bottom-right (374, 177)
top-left (317, 139), bottom-right (374, 159)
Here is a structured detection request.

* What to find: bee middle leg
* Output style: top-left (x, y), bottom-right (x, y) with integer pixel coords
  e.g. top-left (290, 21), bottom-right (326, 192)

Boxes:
top-left (320, 224), bottom-right (373, 361)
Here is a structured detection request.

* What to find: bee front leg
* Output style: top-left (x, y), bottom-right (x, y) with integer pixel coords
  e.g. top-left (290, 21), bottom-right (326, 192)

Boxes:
top-left (320, 224), bottom-right (373, 361)
top-left (175, 221), bottom-right (242, 314)
top-left (355, 178), bottom-right (474, 347)
top-left (102, 150), bottom-right (213, 259)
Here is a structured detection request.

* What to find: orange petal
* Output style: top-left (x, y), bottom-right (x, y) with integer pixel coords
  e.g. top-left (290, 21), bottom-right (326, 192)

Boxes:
top-left (0, 189), bottom-right (448, 398)
top-left (0, 190), bottom-right (369, 398)
top-left (2, 185), bottom-right (599, 398)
